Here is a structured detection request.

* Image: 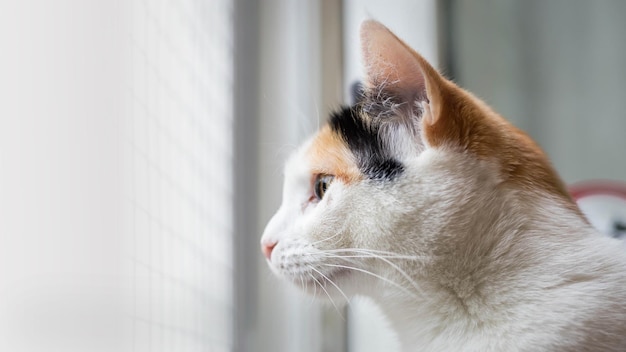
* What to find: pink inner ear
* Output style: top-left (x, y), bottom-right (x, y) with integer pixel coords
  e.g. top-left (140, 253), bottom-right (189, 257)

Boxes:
top-left (360, 20), bottom-right (427, 102)
top-left (359, 20), bottom-right (445, 125)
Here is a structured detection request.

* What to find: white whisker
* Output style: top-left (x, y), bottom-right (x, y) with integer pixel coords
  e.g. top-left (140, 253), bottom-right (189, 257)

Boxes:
top-left (323, 248), bottom-right (421, 258)
top-left (310, 232), bottom-right (342, 246)
top-left (360, 253), bottom-right (425, 296)
top-left (308, 273), bottom-right (344, 319)
top-left (313, 96), bottom-right (321, 131)
top-left (315, 248), bottom-right (426, 297)
top-left (321, 253), bottom-right (418, 260)
top-left (308, 265), bottom-right (350, 303)
top-left (322, 263), bottom-right (419, 299)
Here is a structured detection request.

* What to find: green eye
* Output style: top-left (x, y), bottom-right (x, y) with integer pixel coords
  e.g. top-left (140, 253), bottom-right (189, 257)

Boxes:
top-left (314, 174), bottom-right (335, 200)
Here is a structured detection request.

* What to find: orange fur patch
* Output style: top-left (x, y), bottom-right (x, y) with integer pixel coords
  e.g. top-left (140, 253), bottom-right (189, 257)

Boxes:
top-left (307, 125), bottom-right (362, 184)
top-left (423, 83), bottom-right (581, 213)
top-left (369, 24), bottom-right (581, 214)
top-left (359, 20), bottom-right (582, 217)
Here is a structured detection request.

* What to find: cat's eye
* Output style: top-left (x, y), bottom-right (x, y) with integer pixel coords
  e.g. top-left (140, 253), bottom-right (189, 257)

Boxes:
top-left (314, 174), bottom-right (335, 200)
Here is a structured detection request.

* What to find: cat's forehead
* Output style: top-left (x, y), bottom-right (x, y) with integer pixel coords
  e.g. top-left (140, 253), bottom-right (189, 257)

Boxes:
top-left (300, 124), bottom-right (362, 184)
top-left (291, 106), bottom-right (405, 184)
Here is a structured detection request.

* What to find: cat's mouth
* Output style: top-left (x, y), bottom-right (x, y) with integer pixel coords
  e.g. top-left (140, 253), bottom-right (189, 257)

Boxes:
top-left (271, 259), bottom-right (348, 294)
top-left (268, 240), bottom-right (353, 298)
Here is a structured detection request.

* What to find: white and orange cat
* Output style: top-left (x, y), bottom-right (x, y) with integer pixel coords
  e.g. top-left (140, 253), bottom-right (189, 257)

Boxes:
top-left (261, 20), bottom-right (626, 351)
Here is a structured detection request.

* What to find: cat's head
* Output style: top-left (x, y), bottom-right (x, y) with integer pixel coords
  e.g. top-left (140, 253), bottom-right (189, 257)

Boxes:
top-left (260, 20), bottom-right (577, 303)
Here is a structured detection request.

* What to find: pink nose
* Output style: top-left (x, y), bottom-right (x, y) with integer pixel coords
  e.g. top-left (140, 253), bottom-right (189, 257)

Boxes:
top-left (261, 240), bottom-right (277, 261)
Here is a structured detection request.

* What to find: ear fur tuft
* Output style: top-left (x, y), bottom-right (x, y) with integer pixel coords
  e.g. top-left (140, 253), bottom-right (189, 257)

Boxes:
top-left (359, 19), bottom-right (445, 125)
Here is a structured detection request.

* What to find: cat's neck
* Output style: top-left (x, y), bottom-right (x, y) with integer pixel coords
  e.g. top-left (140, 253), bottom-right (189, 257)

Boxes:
top-left (370, 193), bottom-right (614, 351)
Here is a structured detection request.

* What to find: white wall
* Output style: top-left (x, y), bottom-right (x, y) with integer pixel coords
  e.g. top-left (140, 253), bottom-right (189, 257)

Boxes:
top-left (0, 1), bottom-right (125, 351)
top-left (0, 1), bottom-right (236, 351)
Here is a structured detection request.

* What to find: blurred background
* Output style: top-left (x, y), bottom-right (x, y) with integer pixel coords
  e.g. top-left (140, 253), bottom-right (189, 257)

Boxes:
top-left (0, 0), bottom-right (625, 351)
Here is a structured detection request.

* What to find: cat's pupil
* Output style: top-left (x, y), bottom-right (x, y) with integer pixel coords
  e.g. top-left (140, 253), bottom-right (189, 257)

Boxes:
top-left (314, 175), bottom-right (334, 200)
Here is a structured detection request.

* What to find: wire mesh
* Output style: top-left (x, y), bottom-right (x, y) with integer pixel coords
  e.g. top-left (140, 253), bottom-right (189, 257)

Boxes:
top-left (126, 0), bottom-right (234, 351)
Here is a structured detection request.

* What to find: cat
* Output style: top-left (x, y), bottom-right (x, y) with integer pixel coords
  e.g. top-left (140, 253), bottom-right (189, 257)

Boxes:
top-left (260, 19), bottom-right (626, 351)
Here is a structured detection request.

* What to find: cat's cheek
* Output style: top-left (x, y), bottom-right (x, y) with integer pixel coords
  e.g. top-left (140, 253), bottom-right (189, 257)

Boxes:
top-left (302, 192), bottom-right (333, 218)
top-left (301, 198), bottom-right (318, 213)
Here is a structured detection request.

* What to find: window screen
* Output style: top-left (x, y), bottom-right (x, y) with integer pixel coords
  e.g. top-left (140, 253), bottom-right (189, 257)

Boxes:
top-left (125, 0), bottom-right (234, 351)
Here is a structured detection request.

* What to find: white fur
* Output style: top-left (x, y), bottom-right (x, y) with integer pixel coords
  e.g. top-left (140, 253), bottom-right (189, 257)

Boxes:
top-left (262, 143), bottom-right (626, 351)
top-left (262, 19), bottom-right (626, 352)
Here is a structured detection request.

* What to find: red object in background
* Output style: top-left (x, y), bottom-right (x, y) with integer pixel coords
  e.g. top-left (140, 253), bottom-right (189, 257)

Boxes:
top-left (569, 180), bottom-right (626, 239)
top-left (570, 180), bottom-right (626, 201)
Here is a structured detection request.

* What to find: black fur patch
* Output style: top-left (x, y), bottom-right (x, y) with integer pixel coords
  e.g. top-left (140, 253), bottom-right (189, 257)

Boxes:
top-left (329, 106), bottom-right (404, 181)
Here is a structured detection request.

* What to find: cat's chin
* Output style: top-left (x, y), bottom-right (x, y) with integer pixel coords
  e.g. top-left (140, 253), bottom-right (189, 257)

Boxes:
top-left (288, 267), bottom-right (352, 301)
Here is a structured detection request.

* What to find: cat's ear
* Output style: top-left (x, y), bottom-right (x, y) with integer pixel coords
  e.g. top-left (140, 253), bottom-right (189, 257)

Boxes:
top-left (360, 20), bottom-right (445, 125)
